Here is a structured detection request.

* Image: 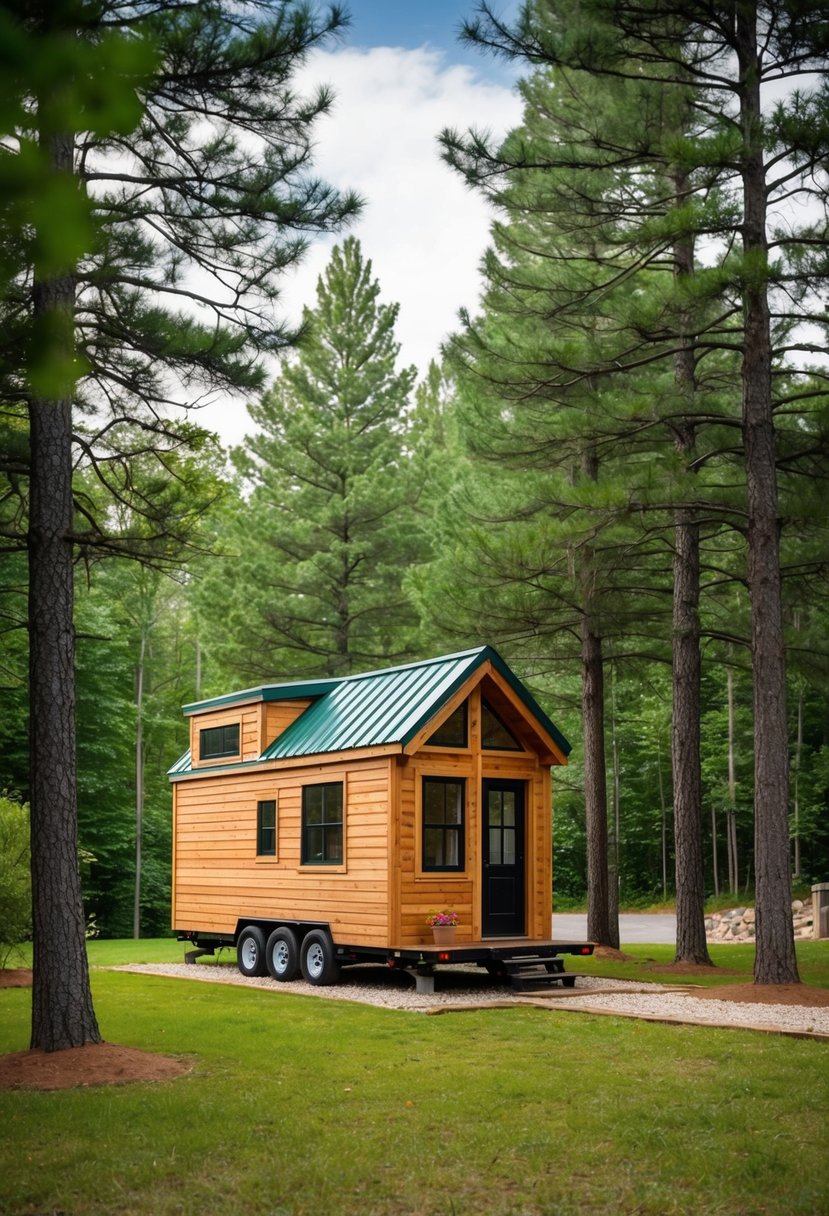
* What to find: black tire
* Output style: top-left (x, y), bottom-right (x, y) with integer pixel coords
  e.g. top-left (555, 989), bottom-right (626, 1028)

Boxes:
top-left (237, 925), bottom-right (267, 977)
top-left (265, 926), bottom-right (300, 982)
top-left (299, 929), bottom-right (341, 986)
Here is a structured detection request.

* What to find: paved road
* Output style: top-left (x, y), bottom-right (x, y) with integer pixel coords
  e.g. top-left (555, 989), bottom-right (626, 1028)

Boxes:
top-left (553, 912), bottom-right (676, 945)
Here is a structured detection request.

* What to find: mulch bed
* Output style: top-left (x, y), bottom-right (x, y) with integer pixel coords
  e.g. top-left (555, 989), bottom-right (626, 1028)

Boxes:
top-left (0, 1042), bottom-right (190, 1091)
top-left (691, 982), bottom-right (829, 1007)
top-left (0, 969), bottom-right (33, 989)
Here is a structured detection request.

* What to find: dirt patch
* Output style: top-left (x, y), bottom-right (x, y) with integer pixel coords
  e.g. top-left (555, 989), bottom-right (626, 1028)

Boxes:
top-left (0, 1042), bottom-right (190, 1091)
top-left (592, 946), bottom-right (636, 962)
top-left (0, 968), bottom-right (32, 989)
top-left (643, 961), bottom-right (744, 976)
top-left (691, 983), bottom-right (829, 1007)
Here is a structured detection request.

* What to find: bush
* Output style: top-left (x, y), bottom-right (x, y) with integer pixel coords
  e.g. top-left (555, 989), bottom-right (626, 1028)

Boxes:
top-left (0, 795), bottom-right (31, 967)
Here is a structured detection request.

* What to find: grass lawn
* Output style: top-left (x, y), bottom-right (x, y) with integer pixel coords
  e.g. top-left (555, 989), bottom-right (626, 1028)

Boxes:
top-left (1, 940), bottom-right (828, 1215)
top-left (574, 940), bottom-right (829, 990)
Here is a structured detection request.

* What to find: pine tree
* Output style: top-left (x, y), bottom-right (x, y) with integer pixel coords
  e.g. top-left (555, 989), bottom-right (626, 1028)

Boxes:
top-left (1, 0), bottom-right (358, 1051)
top-left (451, 0), bottom-right (829, 983)
top-left (198, 238), bottom-right (426, 682)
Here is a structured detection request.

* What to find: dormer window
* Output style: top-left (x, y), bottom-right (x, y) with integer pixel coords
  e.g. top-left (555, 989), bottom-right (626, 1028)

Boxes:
top-left (199, 723), bottom-right (240, 760)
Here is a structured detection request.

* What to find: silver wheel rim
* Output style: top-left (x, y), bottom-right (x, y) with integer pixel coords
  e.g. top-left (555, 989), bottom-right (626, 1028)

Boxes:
top-left (241, 938), bottom-right (258, 970)
top-left (306, 942), bottom-right (325, 979)
top-left (273, 940), bottom-right (290, 975)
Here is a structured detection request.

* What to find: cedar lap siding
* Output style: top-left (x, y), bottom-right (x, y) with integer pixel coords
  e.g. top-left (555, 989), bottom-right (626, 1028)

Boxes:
top-left (169, 647), bottom-right (570, 948)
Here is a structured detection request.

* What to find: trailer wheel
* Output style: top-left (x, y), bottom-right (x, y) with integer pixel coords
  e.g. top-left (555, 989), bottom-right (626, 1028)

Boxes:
top-left (237, 925), bottom-right (267, 977)
top-left (265, 926), bottom-right (300, 982)
top-left (300, 929), bottom-right (341, 986)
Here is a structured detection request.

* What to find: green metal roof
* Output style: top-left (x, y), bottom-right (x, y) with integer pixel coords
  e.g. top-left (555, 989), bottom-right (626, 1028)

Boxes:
top-left (169, 646), bottom-right (570, 776)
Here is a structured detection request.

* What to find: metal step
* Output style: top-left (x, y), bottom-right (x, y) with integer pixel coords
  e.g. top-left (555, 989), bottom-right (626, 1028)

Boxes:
top-left (491, 954), bottom-right (578, 992)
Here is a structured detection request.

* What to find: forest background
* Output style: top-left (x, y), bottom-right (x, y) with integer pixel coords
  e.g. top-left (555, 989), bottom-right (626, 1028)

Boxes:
top-left (1, 0), bottom-right (828, 950)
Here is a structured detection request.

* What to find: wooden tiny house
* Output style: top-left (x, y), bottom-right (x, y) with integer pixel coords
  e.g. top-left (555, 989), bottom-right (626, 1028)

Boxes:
top-left (170, 647), bottom-right (592, 988)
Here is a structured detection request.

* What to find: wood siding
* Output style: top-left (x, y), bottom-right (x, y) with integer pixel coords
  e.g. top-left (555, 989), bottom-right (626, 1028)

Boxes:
top-left (173, 757), bottom-right (392, 946)
top-left (394, 683), bottom-right (553, 946)
top-left (173, 670), bottom-right (561, 950)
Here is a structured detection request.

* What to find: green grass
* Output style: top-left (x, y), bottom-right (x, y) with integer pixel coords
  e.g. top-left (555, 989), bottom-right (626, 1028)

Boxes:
top-left (2, 944), bottom-right (829, 1215)
top-left (573, 940), bottom-right (829, 990)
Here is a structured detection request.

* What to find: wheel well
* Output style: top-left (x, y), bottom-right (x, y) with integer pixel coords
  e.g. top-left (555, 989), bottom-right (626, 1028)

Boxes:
top-left (233, 918), bottom-right (330, 946)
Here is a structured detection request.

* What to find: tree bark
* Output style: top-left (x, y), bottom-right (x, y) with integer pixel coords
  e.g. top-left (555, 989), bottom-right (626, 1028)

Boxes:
top-left (735, 2), bottom-right (798, 984)
top-left (670, 169), bottom-right (711, 965)
top-left (134, 633), bottom-right (146, 939)
top-left (672, 504), bottom-right (711, 963)
top-left (28, 123), bottom-right (100, 1051)
top-left (582, 617), bottom-right (616, 947)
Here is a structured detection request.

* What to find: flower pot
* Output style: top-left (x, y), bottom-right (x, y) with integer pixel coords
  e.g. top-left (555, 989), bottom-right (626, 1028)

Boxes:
top-left (431, 925), bottom-right (457, 947)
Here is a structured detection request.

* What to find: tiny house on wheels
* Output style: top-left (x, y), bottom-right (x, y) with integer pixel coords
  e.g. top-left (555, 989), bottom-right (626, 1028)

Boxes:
top-left (169, 646), bottom-right (593, 993)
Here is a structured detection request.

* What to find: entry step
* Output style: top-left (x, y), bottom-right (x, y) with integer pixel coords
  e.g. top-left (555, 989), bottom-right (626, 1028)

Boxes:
top-left (488, 954), bottom-right (581, 992)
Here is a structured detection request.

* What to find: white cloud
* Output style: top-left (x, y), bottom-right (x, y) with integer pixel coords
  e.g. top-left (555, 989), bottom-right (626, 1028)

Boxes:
top-left (196, 45), bottom-right (522, 447)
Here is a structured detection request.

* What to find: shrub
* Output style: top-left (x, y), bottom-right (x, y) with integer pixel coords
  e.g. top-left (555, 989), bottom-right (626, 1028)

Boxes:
top-left (0, 794), bottom-right (31, 967)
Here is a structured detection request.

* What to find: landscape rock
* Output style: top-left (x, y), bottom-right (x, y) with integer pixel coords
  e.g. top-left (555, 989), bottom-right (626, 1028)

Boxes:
top-left (706, 905), bottom-right (813, 944)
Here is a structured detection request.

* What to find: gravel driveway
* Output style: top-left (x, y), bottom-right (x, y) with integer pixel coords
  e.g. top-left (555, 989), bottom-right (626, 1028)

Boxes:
top-left (112, 963), bottom-right (829, 1041)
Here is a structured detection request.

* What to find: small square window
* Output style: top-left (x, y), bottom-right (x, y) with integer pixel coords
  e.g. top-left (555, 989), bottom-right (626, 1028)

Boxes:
top-left (199, 723), bottom-right (240, 760)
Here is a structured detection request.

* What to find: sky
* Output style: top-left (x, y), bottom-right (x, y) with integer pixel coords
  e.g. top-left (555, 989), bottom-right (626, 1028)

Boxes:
top-left (197, 0), bottom-right (523, 447)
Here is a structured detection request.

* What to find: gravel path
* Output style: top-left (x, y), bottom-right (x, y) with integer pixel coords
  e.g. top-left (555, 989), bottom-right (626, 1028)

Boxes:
top-left (111, 963), bottom-right (829, 1039)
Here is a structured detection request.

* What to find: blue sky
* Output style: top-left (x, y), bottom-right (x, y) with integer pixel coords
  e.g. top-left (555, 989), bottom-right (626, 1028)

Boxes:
top-left (343, 0), bottom-right (519, 70)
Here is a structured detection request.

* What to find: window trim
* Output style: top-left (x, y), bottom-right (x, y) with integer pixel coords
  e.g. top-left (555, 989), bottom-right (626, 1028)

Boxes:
top-left (421, 775), bottom-right (466, 873)
top-left (301, 781), bottom-right (344, 867)
top-left (256, 798), bottom-right (277, 858)
top-left (199, 722), bottom-right (241, 761)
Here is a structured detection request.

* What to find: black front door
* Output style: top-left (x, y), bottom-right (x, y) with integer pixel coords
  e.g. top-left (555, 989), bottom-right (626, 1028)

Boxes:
top-left (482, 779), bottom-right (525, 937)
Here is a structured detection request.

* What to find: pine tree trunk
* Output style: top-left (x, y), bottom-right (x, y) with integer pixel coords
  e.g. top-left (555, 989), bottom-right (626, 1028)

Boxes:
top-left (670, 183), bottom-right (711, 965)
top-left (672, 506), bottom-right (711, 963)
top-left (134, 634), bottom-right (146, 940)
top-left (28, 129), bottom-right (101, 1047)
top-left (582, 618), bottom-right (616, 947)
top-left (736, 3), bottom-right (798, 984)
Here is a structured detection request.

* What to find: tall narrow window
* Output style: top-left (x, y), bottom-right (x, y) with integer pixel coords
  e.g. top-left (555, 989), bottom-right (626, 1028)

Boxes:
top-left (257, 800), bottom-right (276, 857)
top-left (302, 782), bottom-right (344, 865)
top-left (422, 777), bottom-right (465, 871)
top-left (199, 722), bottom-right (240, 760)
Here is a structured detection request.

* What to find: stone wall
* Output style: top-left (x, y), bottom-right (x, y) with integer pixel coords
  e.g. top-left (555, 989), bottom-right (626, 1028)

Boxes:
top-left (705, 901), bottom-right (814, 943)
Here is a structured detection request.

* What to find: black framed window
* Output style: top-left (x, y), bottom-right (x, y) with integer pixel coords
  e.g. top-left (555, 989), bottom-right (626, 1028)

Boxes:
top-left (481, 700), bottom-right (523, 751)
top-left (257, 800), bottom-right (276, 857)
top-left (301, 782), bottom-right (344, 865)
top-left (427, 702), bottom-right (468, 748)
top-left (199, 722), bottom-right (240, 760)
top-left (422, 777), bottom-right (465, 871)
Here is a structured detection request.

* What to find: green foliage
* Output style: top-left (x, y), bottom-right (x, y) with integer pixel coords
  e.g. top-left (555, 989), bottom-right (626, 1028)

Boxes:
top-left (0, 794), bottom-right (30, 965)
